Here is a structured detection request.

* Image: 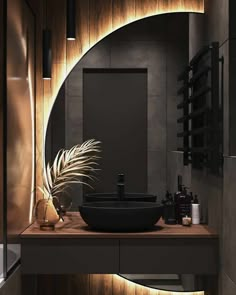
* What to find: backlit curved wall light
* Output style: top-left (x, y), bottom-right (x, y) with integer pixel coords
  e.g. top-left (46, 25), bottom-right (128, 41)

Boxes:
top-left (67, 0), bottom-right (76, 40)
top-left (116, 275), bottom-right (204, 295)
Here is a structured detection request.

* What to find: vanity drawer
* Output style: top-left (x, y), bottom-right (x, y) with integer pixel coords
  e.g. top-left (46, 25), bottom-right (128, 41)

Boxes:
top-left (119, 238), bottom-right (218, 274)
top-left (21, 238), bottom-right (119, 274)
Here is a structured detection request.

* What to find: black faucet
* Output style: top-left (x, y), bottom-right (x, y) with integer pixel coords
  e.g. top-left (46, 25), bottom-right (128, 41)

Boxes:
top-left (117, 173), bottom-right (125, 201)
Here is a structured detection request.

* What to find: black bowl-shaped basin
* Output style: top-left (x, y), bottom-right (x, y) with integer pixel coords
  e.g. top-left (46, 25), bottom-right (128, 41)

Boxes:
top-left (79, 201), bottom-right (163, 232)
top-left (84, 193), bottom-right (157, 203)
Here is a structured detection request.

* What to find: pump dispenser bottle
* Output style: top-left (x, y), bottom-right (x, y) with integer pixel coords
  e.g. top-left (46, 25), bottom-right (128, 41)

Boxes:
top-left (192, 195), bottom-right (200, 224)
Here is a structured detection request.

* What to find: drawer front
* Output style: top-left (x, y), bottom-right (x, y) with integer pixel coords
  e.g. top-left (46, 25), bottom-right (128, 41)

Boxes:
top-left (120, 239), bottom-right (218, 274)
top-left (21, 239), bottom-right (119, 274)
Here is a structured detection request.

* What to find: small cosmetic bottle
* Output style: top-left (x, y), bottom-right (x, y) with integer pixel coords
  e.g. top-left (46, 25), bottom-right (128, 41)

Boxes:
top-left (192, 195), bottom-right (200, 225)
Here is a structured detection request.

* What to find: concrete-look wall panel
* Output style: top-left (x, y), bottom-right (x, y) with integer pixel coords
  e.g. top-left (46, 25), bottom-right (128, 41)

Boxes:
top-left (204, 0), bottom-right (229, 46)
top-left (167, 151), bottom-right (191, 196)
top-left (166, 41), bottom-right (188, 96)
top-left (219, 41), bottom-right (229, 156)
top-left (79, 42), bottom-right (111, 68)
top-left (167, 96), bottom-right (180, 152)
top-left (65, 98), bottom-right (83, 148)
top-left (228, 39), bottom-right (236, 155)
top-left (148, 96), bottom-right (166, 152)
top-left (189, 13), bottom-right (206, 59)
top-left (223, 157), bottom-right (236, 285)
top-left (221, 271), bottom-right (236, 295)
top-left (148, 150), bottom-right (166, 202)
top-left (190, 169), bottom-right (222, 232)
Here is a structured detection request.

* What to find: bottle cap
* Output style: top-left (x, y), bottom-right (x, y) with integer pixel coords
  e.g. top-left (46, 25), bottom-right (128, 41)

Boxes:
top-left (193, 195), bottom-right (199, 204)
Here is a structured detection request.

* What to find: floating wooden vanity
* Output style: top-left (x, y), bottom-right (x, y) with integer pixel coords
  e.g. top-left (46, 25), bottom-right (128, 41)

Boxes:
top-left (21, 213), bottom-right (218, 275)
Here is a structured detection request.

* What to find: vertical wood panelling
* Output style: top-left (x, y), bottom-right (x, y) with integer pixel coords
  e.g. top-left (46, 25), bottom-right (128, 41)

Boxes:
top-left (135, 0), bottom-right (158, 18)
top-left (124, 277), bottom-right (136, 295)
top-left (45, 0), bottom-right (67, 132)
top-left (135, 0), bottom-right (204, 19)
top-left (28, 0), bottom-right (44, 191)
top-left (36, 274), bottom-right (205, 295)
top-left (48, 0), bottom-right (66, 64)
top-left (113, 275), bottom-right (126, 295)
top-left (68, 275), bottom-right (90, 295)
top-left (90, 274), bottom-right (113, 295)
top-left (0, 0), bottom-right (4, 242)
top-left (43, 80), bottom-right (51, 135)
top-left (182, 0), bottom-right (204, 11)
top-left (66, 0), bottom-right (90, 74)
top-left (135, 284), bottom-right (151, 295)
top-left (89, 0), bottom-right (113, 47)
top-left (51, 63), bottom-right (67, 103)
top-left (112, 0), bottom-right (135, 31)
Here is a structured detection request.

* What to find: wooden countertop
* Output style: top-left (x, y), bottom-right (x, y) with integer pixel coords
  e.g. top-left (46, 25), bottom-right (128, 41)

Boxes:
top-left (21, 212), bottom-right (218, 239)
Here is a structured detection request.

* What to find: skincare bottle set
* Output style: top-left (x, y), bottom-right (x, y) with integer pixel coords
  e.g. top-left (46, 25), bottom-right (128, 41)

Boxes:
top-left (162, 176), bottom-right (200, 226)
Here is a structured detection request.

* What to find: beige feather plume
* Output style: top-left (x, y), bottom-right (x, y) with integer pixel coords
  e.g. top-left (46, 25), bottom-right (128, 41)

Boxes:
top-left (39, 139), bottom-right (101, 198)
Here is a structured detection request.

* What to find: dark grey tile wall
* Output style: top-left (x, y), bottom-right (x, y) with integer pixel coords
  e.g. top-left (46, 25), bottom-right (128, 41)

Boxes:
top-left (189, 13), bottom-right (206, 60)
top-left (191, 170), bottom-right (222, 229)
top-left (65, 15), bottom-right (188, 206)
top-left (228, 39), bottom-right (236, 154)
top-left (223, 157), bottom-right (236, 286)
top-left (221, 272), bottom-right (236, 295)
top-left (188, 2), bottom-right (227, 227)
top-left (189, 1), bottom-right (236, 294)
top-left (220, 42), bottom-right (229, 155)
top-left (167, 151), bottom-right (191, 195)
top-left (204, 0), bottom-right (229, 46)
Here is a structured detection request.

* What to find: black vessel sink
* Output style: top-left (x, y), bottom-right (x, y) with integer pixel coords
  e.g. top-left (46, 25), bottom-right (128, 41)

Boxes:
top-left (79, 201), bottom-right (163, 231)
top-left (84, 193), bottom-right (157, 203)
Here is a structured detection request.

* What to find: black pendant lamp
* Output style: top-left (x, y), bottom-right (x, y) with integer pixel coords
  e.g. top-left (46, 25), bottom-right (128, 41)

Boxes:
top-left (67, 0), bottom-right (76, 40)
top-left (42, 0), bottom-right (52, 79)
top-left (42, 29), bottom-right (52, 79)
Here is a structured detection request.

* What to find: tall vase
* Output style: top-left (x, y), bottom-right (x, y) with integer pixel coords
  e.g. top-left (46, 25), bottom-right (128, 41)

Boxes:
top-left (35, 198), bottom-right (60, 230)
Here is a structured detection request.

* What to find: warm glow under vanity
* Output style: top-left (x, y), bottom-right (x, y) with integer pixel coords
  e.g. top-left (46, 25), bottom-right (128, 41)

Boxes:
top-left (21, 213), bottom-right (218, 275)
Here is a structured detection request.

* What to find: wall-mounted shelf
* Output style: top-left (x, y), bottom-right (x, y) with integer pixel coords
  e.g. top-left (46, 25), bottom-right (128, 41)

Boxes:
top-left (177, 42), bottom-right (223, 173)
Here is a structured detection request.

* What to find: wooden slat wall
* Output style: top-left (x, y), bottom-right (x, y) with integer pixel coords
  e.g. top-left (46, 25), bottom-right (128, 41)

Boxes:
top-left (28, 0), bottom-right (44, 189)
top-left (66, 0), bottom-right (90, 70)
top-left (112, 0), bottom-right (135, 30)
top-left (0, 0), bottom-right (5, 242)
top-left (89, 0), bottom-right (113, 46)
top-left (37, 274), bottom-right (205, 295)
top-left (27, 0), bottom-right (204, 194)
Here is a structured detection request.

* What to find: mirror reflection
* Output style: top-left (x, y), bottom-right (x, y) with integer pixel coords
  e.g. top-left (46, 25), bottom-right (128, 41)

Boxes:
top-left (45, 13), bottom-right (220, 293)
top-left (120, 274), bottom-right (217, 292)
top-left (46, 13), bottom-right (191, 208)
